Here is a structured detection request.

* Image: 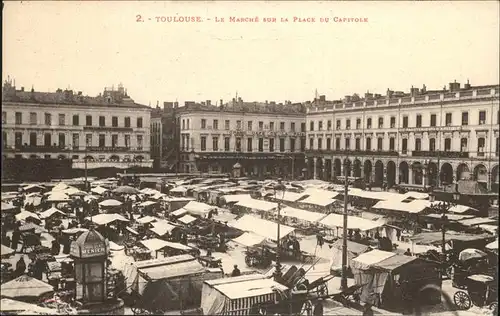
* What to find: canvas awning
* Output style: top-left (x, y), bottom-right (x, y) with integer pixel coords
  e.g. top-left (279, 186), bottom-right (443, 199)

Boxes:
top-left (1, 275), bottom-right (54, 299)
top-left (229, 215), bottom-right (295, 241)
top-left (150, 220), bottom-right (178, 236)
top-left (99, 199), bottom-right (122, 207)
top-left (178, 214), bottom-right (197, 224)
top-left (303, 188), bottom-right (339, 199)
top-left (280, 206), bottom-right (327, 222)
top-left (351, 249), bottom-right (397, 270)
top-left (139, 201), bottom-right (157, 207)
top-left (232, 232), bottom-right (267, 247)
top-left (170, 186), bottom-right (188, 193)
top-left (320, 214), bottom-right (384, 231)
top-left (458, 217), bottom-right (497, 227)
top-left (372, 199), bottom-right (431, 214)
top-left (88, 213), bottom-right (129, 226)
top-left (15, 210), bottom-right (40, 222)
top-left (39, 207), bottom-right (65, 219)
top-left (172, 208), bottom-right (188, 217)
top-left (136, 216), bottom-right (158, 224)
top-left (91, 186), bottom-right (108, 195)
top-left (222, 194), bottom-right (252, 203)
top-left (210, 276), bottom-right (288, 300)
top-left (139, 259), bottom-right (205, 280)
top-left (410, 231), bottom-right (494, 245)
top-left (183, 201), bottom-right (214, 216)
top-left (1, 244), bottom-right (15, 257)
top-left (235, 198), bottom-right (278, 212)
top-left (140, 238), bottom-right (192, 252)
top-left (300, 196), bottom-right (337, 207)
top-left (448, 204), bottom-right (481, 214)
top-left (46, 192), bottom-right (70, 202)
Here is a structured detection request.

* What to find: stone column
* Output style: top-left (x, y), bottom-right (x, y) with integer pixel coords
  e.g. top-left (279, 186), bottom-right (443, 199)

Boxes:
top-left (304, 158), bottom-right (308, 179)
top-left (487, 172), bottom-right (492, 191)
top-left (313, 157), bottom-right (317, 180)
top-left (409, 167), bottom-right (413, 185)
top-left (331, 158), bottom-right (335, 180)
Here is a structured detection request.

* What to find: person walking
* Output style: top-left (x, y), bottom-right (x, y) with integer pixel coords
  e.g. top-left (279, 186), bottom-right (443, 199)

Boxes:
top-left (231, 265), bottom-right (241, 277)
top-left (396, 229), bottom-right (401, 241)
top-left (11, 224), bottom-right (21, 253)
top-left (15, 256), bottom-right (26, 277)
top-left (404, 248), bottom-right (412, 256)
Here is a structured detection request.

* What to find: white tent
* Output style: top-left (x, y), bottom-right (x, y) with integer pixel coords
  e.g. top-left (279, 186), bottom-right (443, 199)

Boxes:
top-left (40, 207), bottom-right (65, 219)
top-left (235, 198), bottom-right (278, 212)
top-left (46, 192), bottom-right (70, 202)
top-left (232, 232), bottom-right (267, 247)
top-left (280, 206), bottom-right (327, 223)
top-left (91, 186), bottom-right (108, 195)
top-left (88, 213), bottom-right (129, 226)
top-left (320, 214), bottom-right (384, 231)
top-left (99, 199), bottom-right (122, 207)
top-left (229, 215), bottom-right (295, 241)
top-left (178, 214), bottom-right (197, 225)
top-left (183, 201), bottom-right (214, 216)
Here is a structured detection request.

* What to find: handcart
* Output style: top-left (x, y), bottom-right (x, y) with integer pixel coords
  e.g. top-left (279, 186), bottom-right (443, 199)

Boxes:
top-left (454, 274), bottom-right (497, 311)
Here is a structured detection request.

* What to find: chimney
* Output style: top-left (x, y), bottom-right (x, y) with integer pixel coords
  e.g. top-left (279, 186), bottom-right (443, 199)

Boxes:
top-left (410, 86), bottom-right (419, 96)
top-left (344, 95), bottom-right (351, 102)
top-left (21, 87), bottom-right (24, 92)
top-left (174, 101), bottom-right (179, 108)
top-left (201, 101), bottom-right (206, 106)
top-left (319, 95), bottom-right (326, 102)
top-left (449, 80), bottom-right (460, 92)
top-left (386, 89), bottom-right (394, 98)
top-left (421, 84), bottom-right (427, 93)
top-left (220, 99), bottom-right (223, 106)
top-left (78, 91), bottom-right (82, 95)
top-left (238, 97), bottom-right (242, 104)
top-left (464, 79), bottom-right (471, 90)
top-left (265, 100), bottom-right (268, 105)
top-left (206, 100), bottom-right (211, 106)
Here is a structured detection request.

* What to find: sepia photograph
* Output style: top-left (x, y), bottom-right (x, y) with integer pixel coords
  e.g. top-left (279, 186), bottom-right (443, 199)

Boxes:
top-left (1, 1), bottom-right (499, 315)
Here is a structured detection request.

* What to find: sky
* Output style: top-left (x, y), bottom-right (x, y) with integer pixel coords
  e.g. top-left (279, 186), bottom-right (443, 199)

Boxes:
top-left (2, 1), bottom-right (499, 107)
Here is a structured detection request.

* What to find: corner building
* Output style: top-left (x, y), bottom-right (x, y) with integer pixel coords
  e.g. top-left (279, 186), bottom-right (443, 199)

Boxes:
top-left (177, 98), bottom-right (307, 177)
top-left (1, 79), bottom-right (152, 180)
top-left (305, 81), bottom-right (499, 192)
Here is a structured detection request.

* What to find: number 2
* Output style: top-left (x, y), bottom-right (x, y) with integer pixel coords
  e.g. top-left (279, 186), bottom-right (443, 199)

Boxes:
top-left (136, 14), bottom-right (143, 22)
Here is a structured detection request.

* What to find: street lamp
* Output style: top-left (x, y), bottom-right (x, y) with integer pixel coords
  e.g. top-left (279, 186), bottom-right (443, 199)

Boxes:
top-left (340, 158), bottom-right (349, 290)
top-left (273, 178), bottom-right (286, 280)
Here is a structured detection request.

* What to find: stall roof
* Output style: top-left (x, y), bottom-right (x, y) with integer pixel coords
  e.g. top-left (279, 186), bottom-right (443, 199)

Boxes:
top-left (449, 205), bottom-right (481, 214)
top-left (222, 194), bottom-right (252, 203)
top-left (331, 239), bottom-right (371, 255)
top-left (402, 191), bottom-right (429, 200)
top-left (216, 278), bottom-right (288, 300)
top-left (162, 196), bottom-right (194, 202)
top-left (320, 214), bottom-right (384, 231)
top-left (98, 199), bottom-right (122, 207)
top-left (232, 232), bottom-right (267, 247)
top-left (299, 196), bottom-right (337, 207)
top-left (235, 198), bottom-right (278, 212)
top-left (137, 216), bottom-right (158, 224)
top-left (178, 214), bottom-right (197, 224)
top-left (372, 253), bottom-right (419, 271)
top-left (15, 210), bottom-right (40, 222)
top-left (372, 199), bottom-right (431, 214)
top-left (410, 231), bottom-right (494, 245)
top-left (205, 274), bottom-right (266, 286)
top-left (1, 244), bottom-right (15, 257)
top-left (1, 202), bottom-right (17, 211)
top-left (39, 207), bottom-right (64, 219)
top-left (273, 191), bottom-right (307, 202)
top-left (230, 215), bottom-right (295, 241)
top-left (458, 217), bottom-right (497, 227)
top-left (140, 238), bottom-right (192, 252)
top-left (88, 213), bottom-right (129, 226)
top-left (486, 239), bottom-right (498, 250)
top-left (425, 214), bottom-right (475, 221)
top-left (170, 186), bottom-right (188, 193)
top-left (139, 201), bottom-right (157, 207)
top-left (134, 254), bottom-right (195, 269)
top-left (183, 201), bottom-right (214, 216)
top-left (479, 224), bottom-right (498, 234)
top-left (280, 206), bottom-right (327, 222)
top-left (212, 212), bottom-right (238, 223)
top-left (351, 249), bottom-right (396, 270)
top-left (172, 208), bottom-right (188, 217)
top-left (303, 188), bottom-right (339, 199)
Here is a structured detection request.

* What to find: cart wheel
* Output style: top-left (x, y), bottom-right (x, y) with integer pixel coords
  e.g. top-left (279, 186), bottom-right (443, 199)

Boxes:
top-left (295, 283), bottom-right (307, 291)
top-left (488, 302), bottom-right (497, 312)
top-left (300, 300), bottom-right (313, 316)
top-left (245, 255), bottom-right (253, 267)
top-left (453, 291), bottom-right (471, 310)
top-left (317, 283), bottom-right (328, 296)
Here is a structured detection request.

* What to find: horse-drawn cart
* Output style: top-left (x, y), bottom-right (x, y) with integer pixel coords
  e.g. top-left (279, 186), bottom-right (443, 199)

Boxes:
top-left (454, 274), bottom-right (497, 312)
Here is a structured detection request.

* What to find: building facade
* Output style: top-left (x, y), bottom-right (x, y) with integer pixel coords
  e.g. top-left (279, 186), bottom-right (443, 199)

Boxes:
top-left (150, 102), bottom-right (180, 171)
top-left (177, 98), bottom-right (307, 177)
top-left (2, 79), bottom-right (152, 180)
top-left (305, 81), bottom-right (499, 192)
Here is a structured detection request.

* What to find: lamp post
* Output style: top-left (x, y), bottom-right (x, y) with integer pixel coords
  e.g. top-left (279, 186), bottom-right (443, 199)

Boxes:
top-left (340, 158), bottom-right (349, 290)
top-left (273, 178), bottom-right (286, 280)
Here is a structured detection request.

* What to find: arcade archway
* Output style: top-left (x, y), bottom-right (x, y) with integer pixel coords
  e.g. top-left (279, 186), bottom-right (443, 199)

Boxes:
top-left (440, 163), bottom-right (454, 185)
top-left (387, 161), bottom-right (396, 187)
top-left (364, 160), bottom-right (372, 183)
top-left (491, 165), bottom-right (499, 192)
top-left (343, 159), bottom-right (352, 177)
top-left (473, 164), bottom-right (488, 183)
top-left (353, 159), bottom-right (362, 178)
top-left (325, 159), bottom-right (332, 180)
top-left (412, 162), bottom-right (423, 185)
top-left (316, 158), bottom-right (324, 179)
top-left (375, 160), bottom-right (384, 186)
top-left (428, 161), bottom-right (438, 187)
top-left (334, 159), bottom-right (342, 177)
top-left (307, 159), bottom-right (314, 179)
top-left (456, 163), bottom-right (470, 181)
top-left (399, 161), bottom-right (409, 184)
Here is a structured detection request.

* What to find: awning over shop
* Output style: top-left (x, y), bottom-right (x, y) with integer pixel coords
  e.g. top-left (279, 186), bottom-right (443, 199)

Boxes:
top-left (299, 196), bottom-right (338, 207)
top-left (39, 207), bottom-right (65, 219)
top-left (280, 206), bottom-right (327, 222)
top-left (372, 199), bottom-right (431, 214)
top-left (183, 201), bottom-right (214, 216)
top-left (178, 214), bottom-right (197, 224)
top-left (229, 215), bottom-right (295, 241)
top-left (235, 198), bottom-right (278, 212)
top-left (351, 249), bottom-right (397, 270)
top-left (139, 201), bottom-right (157, 207)
top-left (303, 188), bottom-right (339, 199)
top-left (320, 214), bottom-right (384, 231)
top-left (88, 213), bottom-right (129, 226)
top-left (221, 194), bottom-right (252, 203)
top-left (232, 232), bottom-right (267, 247)
top-left (409, 231), bottom-right (494, 246)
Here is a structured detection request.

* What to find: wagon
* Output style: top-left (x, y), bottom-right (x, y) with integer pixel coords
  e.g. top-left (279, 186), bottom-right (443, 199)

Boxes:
top-left (453, 274), bottom-right (497, 311)
top-left (244, 247), bottom-right (273, 269)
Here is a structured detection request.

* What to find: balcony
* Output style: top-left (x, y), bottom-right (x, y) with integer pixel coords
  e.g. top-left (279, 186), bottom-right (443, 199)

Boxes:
top-left (3, 145), bottom-right (70, 153)
top-left (72, 159), bottom-right (153, 169)
top-left (305, 149), bottom-right (399, 157)
top-left (84, 146), bottom-right (133, 152)
top-left (83, 126), bottom-right (134, 132)
top-left (412, 151), bottom-right (469, 158)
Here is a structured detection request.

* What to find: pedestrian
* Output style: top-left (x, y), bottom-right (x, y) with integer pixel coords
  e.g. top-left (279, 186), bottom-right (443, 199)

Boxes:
top-left (15, 256), bottom-right (26, 277)
top-left (374, 230), bottom-right (380, 240)
top-left (231, 264), bottom-right (241, 277)
top-left (396, 229), bottom-right (401, 241)
top-left (206, 247), bottom-right (212, 258)
top-left (404, 248), bottom-right (412, 256)
top-left (11, 225), bottom-right (21, 252)
top-left (362, 303), bottom-right (374, 316)
top-left (316, 233), bottom-right (324, 248)
top-left (51, 239), bottom-right (60, 256)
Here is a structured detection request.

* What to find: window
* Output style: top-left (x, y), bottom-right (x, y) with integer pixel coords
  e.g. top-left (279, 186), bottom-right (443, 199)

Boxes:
top-left (496, 138), bottom-right (499, 156)
top-left (108, 135), bottom-right (116, 148)
top-left (346, 119), bottom-right (351, 130)
top-left (56, 114), bottom-right (64, 126)
top-left (137, 135), bottom-right (143, 150)
top-left (224, 137), bottom-right (230, 151)
top-left (429, 138), bottom-right (436, 151)
top-left (44, 133), bottom-right (52, 147)
top-left (416, 115), bottom-right (422, 128)
top-left (389, 138), bottom-right (395, 151)
top-left (258, 138), bottom-right (264, 152)
top-left (213, 119), bottom-right (218, 130)
top-left (269, 122), bottom-right (275, 131)
top-left (59, 133), bottom-right (65, 148)
top-left (301, 123), bottom-right (306, 132)
top-left (355, 138), bottom-right (361, 150)
top-left (15, 112), bottom-right (22, 125)
top-left (259, 121), bottom-right (264, 130)
top-left (290, 138), bottom-right (296, 152)
top-left (2, 112), bottom-right (6, 124)
top-left (2, 131), bottom-right (7, 148)
top-left (345, 138), bottom-right (350, 150)
top-left (430, 114), bottom-right (437, 127)
top-left (318, 121), bottom-right (323, 131)
top-left (310, 121), bottom-right (314, 131)
top-left (317, 138), bottom-right (322, 150)
top-left (356, 118), bottom-right (361, 129)
top-left (248, 121), bottom-right (253, 131)
top-left (460, 138), bottom-right (468, 152)
top-left (225, 120), bottom-right (230, 130)
top-left (290, 122), bottom-right (295, 131)
top-left (247, 138), bottom-right (253, 151)
top-left (458, 112), bottom-right (469, 127)
top-left (300, 138), bottom-right (306, 151)
top-left (112, 116), bottom-right (118, 127)
top-left (15, 132), bottom-right (23, 148)
top-left (212, 137), bottom-right (218, 151)
top-left (124, 117), bottom-right (131, 127)
top-left (86, 134), bottom-right (93, 147)
top-left (378, 138), bottom-right (383, 151)
top-left (367, 118), bottom-right (372, 129)
top-left (29, 132), bottom-right (37, 146)
top-left (336, 120), bottom-right (341, 130)
top-left (445, 113), bottom-right (452, 126)
top-left (479, 111), bottom-right (486, 125)
top-left (99, 134), bottom-right (105, 147)
top-left (201, 136), bottom-right (206, 151)
top-left (402, 116), bottom-right (408, 128)
top-left (236, 120), bottom-right (242, 129)
top-left (477, 137), bottom-right (485, 156)
top-left (280, 138), bottom-right (285, 152)
top-left (327, 120), bottom-right (332, 130)
top-left (99, 116), bottom-right (105, 127)
top-left (201, 119), bottom-right (206, 129)
top-left (309, 138), bottom-right (314, 149)
top-left (402, 139), bottom-right (408, 154)
top-left (236, 138), bottom-right (242, 151)
top-left (366, 138), bottom-right (371, 151)
top-left (390, 117), bottom-right (396, 128)
top-left (336, 138), bottom-right (341, 150)
top-left (415, 138), bottom-right (421, 151)
top-left (43, 113), bottom-right (51, 126)
top-left (378, 117), bottom-right (384, 129)
top-left (326, 138), bottom-right (331, 150)
top-left (72, 115), bottom-right (79, 126)
top-left (125, 135), bottom-right (130, 148)
top-left (30, 112), bottom-right (37, 125)
top-left (269, 138), bottom-right (274, 152)
top-left (280, 122), bottom-right (285, 131)
top-left (73, 134), bottom-right (79, 148)
top-left (444, 138), bottom-right (451, 151)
